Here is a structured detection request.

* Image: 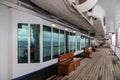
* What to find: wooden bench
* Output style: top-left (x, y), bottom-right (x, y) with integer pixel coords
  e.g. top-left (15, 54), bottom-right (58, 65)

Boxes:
top-left (84, 48), bottom-right (92, 58)
top-left (92, 46), bottom-right (96, 52)
top-left (58, 52), bottom-right (80, 75)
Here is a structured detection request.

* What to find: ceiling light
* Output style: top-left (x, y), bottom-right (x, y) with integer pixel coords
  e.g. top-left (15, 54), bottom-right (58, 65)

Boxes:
top-left (65, 28), bottom-right (68, 31)
top-left (51, 24), bottom-right (56, 27)
top-left (73, 31), bottom-right (76, 33)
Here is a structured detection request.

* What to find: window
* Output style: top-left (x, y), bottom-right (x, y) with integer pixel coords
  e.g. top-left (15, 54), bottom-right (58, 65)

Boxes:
top-left (90, 39), bottom-right (94, 46)
top-left (73, 33), bottom-right (76, 51)
top-left (81, 36), bottom-right (85, 49)
top-left (103, 16), bottom-right (106, 26)
top-left (90, 38), bottom-right (92, 47)
top-left (77, 35), bottom-right (80, 50)
top-left (60, 30), bottom-right (64, 54)
top-left (88, 38), bottom-right (90, 47)
top-left (69, 32), bottom-right (73, 52)
top-left (86, 38), bottom-right (89, 47)
top-left (18, 23), bottom-right (28, 63)
top-left (43, 25), bottom-right (51, 62)
top-left (65, 31), bottom-right (69, 53)
top-left (112, 34), bottom-right (115, 46)
top-left (30, 24), bottom-right (40, 63)
top-left (53, 28), bottom-right (59, 58)
top-left (90, 38), bottom-right (94, 47)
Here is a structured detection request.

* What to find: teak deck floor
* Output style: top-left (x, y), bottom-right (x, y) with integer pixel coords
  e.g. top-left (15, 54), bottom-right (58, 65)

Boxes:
top-left (47, 48), bottom-right (120, 80)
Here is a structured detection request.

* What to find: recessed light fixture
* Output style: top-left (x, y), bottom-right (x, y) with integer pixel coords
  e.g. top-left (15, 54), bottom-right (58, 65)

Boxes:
top-left (51, 24), bottom-right (56, 27)
top-left (65, 28), bottom-right (68, 31)
top-left (73, 31), bottom-right (76, 33)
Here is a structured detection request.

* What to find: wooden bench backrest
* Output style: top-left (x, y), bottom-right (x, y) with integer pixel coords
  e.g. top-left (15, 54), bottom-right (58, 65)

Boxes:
top-left (58, 52), bottom-right (74, 63)
top-left (84, 48), bottom-right (89, 52)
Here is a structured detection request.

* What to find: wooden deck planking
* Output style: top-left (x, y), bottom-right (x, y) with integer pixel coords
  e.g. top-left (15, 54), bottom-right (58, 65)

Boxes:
top-left (63, 48), bottom-right (120, 80)
top-left (46, 48), bottom-right (120, 80)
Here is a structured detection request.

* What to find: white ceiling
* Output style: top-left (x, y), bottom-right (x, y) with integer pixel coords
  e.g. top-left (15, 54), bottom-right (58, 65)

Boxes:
top-left (98, 0), bottom-right (120, 33)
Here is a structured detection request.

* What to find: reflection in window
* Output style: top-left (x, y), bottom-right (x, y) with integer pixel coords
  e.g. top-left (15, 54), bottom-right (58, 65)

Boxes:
top-left (65, 31), bottom-right (69, 53)
top-left (77, 35), bottom-right (80, 50)
top-left (90, 39), bottom-right (94, 47)
top-left (53, 28), bottom-right (59, 58)
top-left (69, 32), bottom-right (73, 52)
top-left (86, 38), bottom-right (89, 47)
top-left (30, 24), bottom-right (40, 63)
top-left (91, 39), bottom-right (94, 46)
top-left (43, 25), bottom-right (51, 62)
top-left (88, 38), bottom-right (90, 47)
top-left (73, 33), bottom-right (76, 51)
top-left (103, 16), bottom-right (106, 26)
top-left (90, 39), bottom-right (92, 47)
top-left (81, 37), bottom-right (85, 49)
top-left (60, 30), bottom-right (64, 54)
top-left (18, 23), bottom-right (28, 63)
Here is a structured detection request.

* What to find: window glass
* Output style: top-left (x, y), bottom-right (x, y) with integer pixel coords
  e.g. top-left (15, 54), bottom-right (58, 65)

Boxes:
top-left (86, 38), bottom-right (89, 47)
top-left (65, 31), bottom-right (69, 53)
top-left (18, 23), bottom-right (28, 63)
top-left (43, 25), bottom-right (51, 62)
top-left (30, 24), bottom-right (40, 63)
top-left (103, 16), bottom-right (106, 26)
top-left (90, 38), bottom-right (92, 47)
top-left (60, 30), bottom-right (64, 54)
top-left (90, 38), bottom-right (94, 47)
top-left (81, 36), bottom-right (85, 49)
top-left (112, 34), bottom-right (115, 46)
top-left (77, 35), bottom-right (80, 50)
top-left (69, 32), bottom-right (73, 52)
top-left (53, 28), bottom-right (59, 58)
top-left (90, 39), bottom-right (94, 46)
top-left (73, 33), bottom-right (76, 51)
top-left (88, 38), bottom-right (90, 47)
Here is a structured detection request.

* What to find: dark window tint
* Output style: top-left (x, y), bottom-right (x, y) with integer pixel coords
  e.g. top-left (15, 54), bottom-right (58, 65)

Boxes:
top-left (43, 25), bottom-right (51, 62)
top-left (30, 24), bottom-right (40, 63)
top-left (53, 28), bottom-right (59, 58)
top-left (18, 23), bottom-right (28, 63)
top-left (60, 30), bottom-right (64, 54)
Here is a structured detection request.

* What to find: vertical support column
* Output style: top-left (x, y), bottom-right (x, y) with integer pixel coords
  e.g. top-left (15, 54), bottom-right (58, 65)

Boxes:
top-left (40, 24), bottom-right (43, 63)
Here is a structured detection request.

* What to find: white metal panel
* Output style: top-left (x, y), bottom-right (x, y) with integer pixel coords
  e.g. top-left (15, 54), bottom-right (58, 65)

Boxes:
top-left (0, 4), bottom-right (10, 80)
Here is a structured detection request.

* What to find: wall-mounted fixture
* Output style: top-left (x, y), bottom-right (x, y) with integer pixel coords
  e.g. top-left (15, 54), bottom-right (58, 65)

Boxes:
top-left (65, 28), bottom-right (68, 31)
top-left (73, 31), bottom-right (76, 33)
top-left (51, 23), bottom-right (56, 27)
